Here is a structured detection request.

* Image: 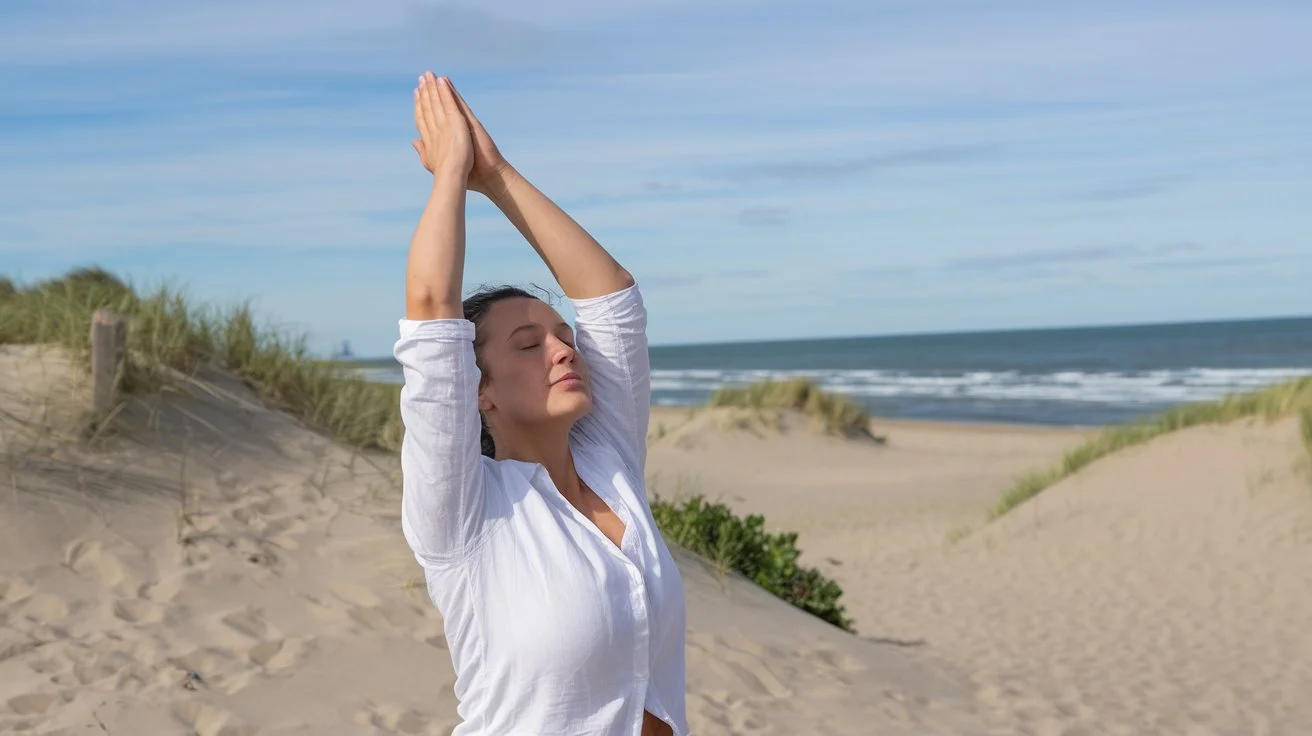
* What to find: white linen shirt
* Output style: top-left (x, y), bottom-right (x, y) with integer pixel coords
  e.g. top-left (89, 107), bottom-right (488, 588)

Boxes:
top-left (393, 283), bottom-right (689, 736)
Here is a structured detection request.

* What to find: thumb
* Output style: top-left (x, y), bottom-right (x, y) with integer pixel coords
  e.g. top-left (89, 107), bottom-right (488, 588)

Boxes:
top-left (411, 139), bottom-right (425, 156)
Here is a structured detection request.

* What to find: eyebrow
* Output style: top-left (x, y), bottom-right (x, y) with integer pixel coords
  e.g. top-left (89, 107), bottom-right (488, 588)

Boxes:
top-left (506, 322), bottom-right (572, 342)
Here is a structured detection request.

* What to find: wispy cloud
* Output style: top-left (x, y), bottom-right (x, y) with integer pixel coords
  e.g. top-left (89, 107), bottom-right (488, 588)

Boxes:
top-left (736, 206), bottom-right (789, 229)
top-left (722, 145), bottom-right (996, 184)
top-left (945, 243), bottom-right (1205, 272)
top-left (1072, 176), bottom-right (1186, 203)
top-left (641, 268), bottom-right (771, 289)
top-left (1138, 253), bottom-right (1305, 271)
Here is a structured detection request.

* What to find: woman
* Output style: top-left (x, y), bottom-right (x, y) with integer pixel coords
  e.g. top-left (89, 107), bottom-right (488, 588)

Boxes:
top-left (393, 71), bottom-right (688, 736)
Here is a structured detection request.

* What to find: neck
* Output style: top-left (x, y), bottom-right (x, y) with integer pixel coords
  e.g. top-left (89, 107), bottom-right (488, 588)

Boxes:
top-left (493, 420), bottom-right (581, 499)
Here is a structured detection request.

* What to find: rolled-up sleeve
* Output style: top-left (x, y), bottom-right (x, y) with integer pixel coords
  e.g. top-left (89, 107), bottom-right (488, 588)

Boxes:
top-left (570, 283), bottom-right (652, 483)
top-left (394, 318), bottom-right (490, 566)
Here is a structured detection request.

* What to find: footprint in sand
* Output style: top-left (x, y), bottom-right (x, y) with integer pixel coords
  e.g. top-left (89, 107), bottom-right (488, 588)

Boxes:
top-left (26, 655), bottom-right (64, 674)
top-left (248, 636), bottom-right (312, 670)
top-left (0, 630), bottom-right (43, 663)
top-left (170, 647), bottom-right (237, 683)
top-left (68, 649), bottom-right (136, 688)
top-left (329, 581), bottom-right (383, 609)
top-left (13, 591), bottom-right (70, 621)
top-left (113, 597), bottom-right (166, 625)
top-left (173, 700), bottom-right (257, 736)
top-left (220, 608), bottom-right (277, 640)
top-left (357, 701), bottom-right (452, 736)
top-left (138, 573), bottom-right (187, 603)
top-left (63, 538), bottom-right (128, 587)
top-left (225, 536), bottom-right (280, 569)
top-left (0, 577), bottom-right (25, 601)
top-left (348, 601), bottom-right (428, 633)
top-left (688, 633), bottom-right (793, 699)
top-left (6, 692), bottom-right (61, 715)
top-left (812, 647), bottom-right (868, 674)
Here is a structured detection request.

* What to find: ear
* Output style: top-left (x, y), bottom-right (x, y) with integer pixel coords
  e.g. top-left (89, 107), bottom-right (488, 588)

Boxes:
top-left (477, 387), bottom-right (494, 412)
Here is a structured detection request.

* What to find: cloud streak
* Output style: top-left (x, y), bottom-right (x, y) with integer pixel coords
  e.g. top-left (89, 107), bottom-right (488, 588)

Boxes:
top-left (722, 145), bottom-right (997, 184)
top-left (1072, 176), bottom-right (1186, 203)
top-left (945, 243), bottom-right (1205, 272)
top-left (736, 206), bottom-right (789, 228)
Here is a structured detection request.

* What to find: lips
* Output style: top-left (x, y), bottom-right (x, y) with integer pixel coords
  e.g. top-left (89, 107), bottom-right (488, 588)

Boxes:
top-left (552, 372), bottom-right (583, 386)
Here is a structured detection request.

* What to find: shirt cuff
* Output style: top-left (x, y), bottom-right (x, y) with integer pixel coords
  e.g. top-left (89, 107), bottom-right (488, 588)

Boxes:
top-left (397, 318), bottom-right (476, 342)
top-left (569, 282), bottom-right (642, 321)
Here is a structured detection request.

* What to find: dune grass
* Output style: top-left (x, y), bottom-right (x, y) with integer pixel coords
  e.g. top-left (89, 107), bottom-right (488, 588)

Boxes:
top-left (1301, 408), bottom-right (1312, 460)
top-left (3, 267), bottom-right (855, 630)
top-left (0, 267), bottom-right (404, 450)
top-left (708, 377), bottom-right (875, 439)
top-left (991, 376), bottom-right (1312, 518)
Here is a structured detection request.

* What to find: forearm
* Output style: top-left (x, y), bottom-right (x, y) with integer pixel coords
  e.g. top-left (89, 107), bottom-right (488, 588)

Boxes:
top-left (406, 172), bottom-right (470, 321)
top-left (486, 166), bottom-right (634, 299)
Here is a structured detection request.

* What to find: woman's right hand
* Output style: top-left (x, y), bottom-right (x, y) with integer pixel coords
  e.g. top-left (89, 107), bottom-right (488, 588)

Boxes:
top-left (413, 72), bottom-right (473, 183)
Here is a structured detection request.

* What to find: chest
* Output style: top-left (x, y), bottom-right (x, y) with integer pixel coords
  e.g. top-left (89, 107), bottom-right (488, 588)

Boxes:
top-left (569, 482), bottom-right (627, 550)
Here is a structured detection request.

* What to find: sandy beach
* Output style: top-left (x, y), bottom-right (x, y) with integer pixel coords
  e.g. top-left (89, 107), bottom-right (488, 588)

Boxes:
top-left (4, 346), bottom-right (1311, 734)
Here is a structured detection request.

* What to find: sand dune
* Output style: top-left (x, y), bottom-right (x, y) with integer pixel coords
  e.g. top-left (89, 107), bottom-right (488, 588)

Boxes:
top-left (4, 346), bottom-right (1310, 734)
top-left (648, 406), bottom-right (1312, 734)
top-left (1, 348), bottom-right (985, 734)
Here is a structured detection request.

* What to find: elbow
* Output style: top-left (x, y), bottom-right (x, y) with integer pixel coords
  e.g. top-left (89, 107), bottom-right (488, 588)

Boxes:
top-left (406, 290), bottom-right (463, 321)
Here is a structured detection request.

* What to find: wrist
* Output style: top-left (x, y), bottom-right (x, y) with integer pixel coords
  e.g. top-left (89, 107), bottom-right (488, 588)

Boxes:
top-left (480, 163), bottom-right (521, 203)
top-left (431, 167), bottom-right (468, 192)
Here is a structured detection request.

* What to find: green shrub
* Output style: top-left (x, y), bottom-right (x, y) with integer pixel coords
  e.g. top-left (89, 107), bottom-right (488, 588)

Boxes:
top-left (709, 377), bottom-right (874, 438)
top-left (650, 493), bottom-right (852, 631)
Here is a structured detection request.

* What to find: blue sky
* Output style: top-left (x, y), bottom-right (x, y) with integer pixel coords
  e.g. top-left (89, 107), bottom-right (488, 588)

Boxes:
top-left (2, 0), bottom-right (1309, 356)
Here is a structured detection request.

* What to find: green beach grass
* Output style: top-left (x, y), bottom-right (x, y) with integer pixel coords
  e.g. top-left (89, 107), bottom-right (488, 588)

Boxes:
top-left (991, 376), bottom-right (1312, 518)
top-left (1, 267), bottom-right (852, 631)
top-left (708, 377), bottom-right (875, 439)
top-left (0, 268), bottom-right (405, 450)
top-left (1301, 407), bottom-right (1312, 460)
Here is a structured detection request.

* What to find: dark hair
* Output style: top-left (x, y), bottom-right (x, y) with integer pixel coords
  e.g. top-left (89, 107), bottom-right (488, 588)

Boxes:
top-left (463, 284), bottom-right (552, 458)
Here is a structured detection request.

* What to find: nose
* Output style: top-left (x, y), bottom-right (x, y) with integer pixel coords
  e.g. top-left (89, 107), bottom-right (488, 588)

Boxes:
top-left (549, 336), bottom-right (575, 365)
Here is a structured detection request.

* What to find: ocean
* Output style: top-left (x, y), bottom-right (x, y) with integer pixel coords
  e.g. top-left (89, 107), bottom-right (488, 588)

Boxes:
top-left (349, 316), bottom-right (1312, 427)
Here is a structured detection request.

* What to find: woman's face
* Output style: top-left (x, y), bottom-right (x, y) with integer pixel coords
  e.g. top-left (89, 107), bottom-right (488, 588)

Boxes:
top-left (476, 297), bottom-right (592, 432)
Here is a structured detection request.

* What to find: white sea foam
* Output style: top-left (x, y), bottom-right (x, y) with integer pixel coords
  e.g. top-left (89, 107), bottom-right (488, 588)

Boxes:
top-left (648, 367), bottom-right (1312, 405)
top-left (348, 364), bottom-right (1311, 408)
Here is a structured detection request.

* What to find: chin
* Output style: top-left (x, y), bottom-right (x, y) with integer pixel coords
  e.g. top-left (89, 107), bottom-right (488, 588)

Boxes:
top-left (552, 392), bottom-right (594, 423)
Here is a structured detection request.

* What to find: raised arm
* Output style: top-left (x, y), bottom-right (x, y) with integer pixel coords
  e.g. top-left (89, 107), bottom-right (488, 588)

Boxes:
top-left (448, 82), bottom-right (651, 477)
top-left (448, 85), bottom-right (634, 300)
top-left (406, 72), bottom-right (473, 321)
top-left (395, 72), bottom-right (488, 566)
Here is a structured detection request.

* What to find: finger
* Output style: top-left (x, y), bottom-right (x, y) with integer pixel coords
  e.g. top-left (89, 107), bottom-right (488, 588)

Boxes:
top-left (413, 86), bottom-right (426, 137)
top-left (424, 71), bottom-right (446, 123)
top-left (416, 75), bottom-right (438, 146)
top-left (434, 75), bottom-right (461, 121)
top-left (417, 73), bottom-right (443, 144)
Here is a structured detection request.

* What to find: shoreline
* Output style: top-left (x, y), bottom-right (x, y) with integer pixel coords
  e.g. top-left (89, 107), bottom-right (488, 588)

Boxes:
top-left (649, 404), bottom-right (1104, 436)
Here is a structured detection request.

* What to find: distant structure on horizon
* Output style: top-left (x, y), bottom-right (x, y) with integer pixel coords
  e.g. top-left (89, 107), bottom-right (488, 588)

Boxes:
top-left (331, 340), bottom-right (354, 360)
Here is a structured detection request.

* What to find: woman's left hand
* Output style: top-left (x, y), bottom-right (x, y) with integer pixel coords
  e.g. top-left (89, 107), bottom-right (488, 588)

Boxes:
top-left (412, 78), bottom-right (512, 196)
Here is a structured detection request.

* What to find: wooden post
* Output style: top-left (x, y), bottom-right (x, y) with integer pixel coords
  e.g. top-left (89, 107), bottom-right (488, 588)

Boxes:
top-left (90, 310), bottom-right (127, 416)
